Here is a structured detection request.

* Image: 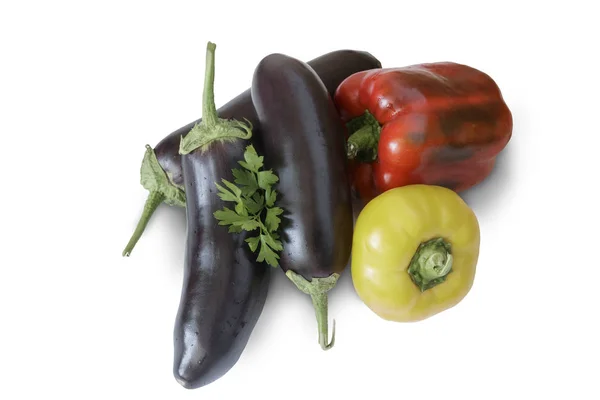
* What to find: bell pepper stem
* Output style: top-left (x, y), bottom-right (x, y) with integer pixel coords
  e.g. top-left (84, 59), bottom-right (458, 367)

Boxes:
top-left (345, 110), bottom-right (381, 161)
top-left (285, 270), bottom-right (340, 351)
top-left (347, 125), bottom-right (378, 160)
top-left (122, 190), bottom-right (165, 257)
top-left (407, 237), bottom-right (453, 291)
top-left (179, 42), bottom-right (252, 155)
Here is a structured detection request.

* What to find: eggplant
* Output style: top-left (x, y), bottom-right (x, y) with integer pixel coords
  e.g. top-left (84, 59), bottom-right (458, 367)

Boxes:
top-left (251, 53), bottom-right (354, 350)
top-left (122, 50), bottom-right (382, 256)
top-left (173, 42), bottom-right (269, 389)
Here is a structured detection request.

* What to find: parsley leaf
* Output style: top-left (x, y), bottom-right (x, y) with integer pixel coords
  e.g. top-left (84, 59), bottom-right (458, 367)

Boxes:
top-left (257, 170), bottom-right (278, 190)
top-left (232, 168), bottom-right (258, 196)
top-left (257, 234), bottom-right (280, 267)
top-left (213, 144), bottom-right (285, 267)
top-left (214, 208), bottom-right (251, 226)
top-left (238, 145), bottom-right (263, 173)
top-left (263, 232), bottom-right (283, 252)
top-left (265, 187), bottom-right (277, 207)
top-left (240, 219), bottom-right (261, 231)
top-left (235, 200), bottom-right (247, 216)
top-left (221, 178), bottom-right (242, 198)
top-left (228, 224), bottom-right (243, 234)
top-left (245, 236), bottom-right (260, 252)
top-left (215, 182), bottom-right (238, 202)
top-left (265, 207), bottom-right (283, 232)
top-left (245, 193), bottom-right (264, 215)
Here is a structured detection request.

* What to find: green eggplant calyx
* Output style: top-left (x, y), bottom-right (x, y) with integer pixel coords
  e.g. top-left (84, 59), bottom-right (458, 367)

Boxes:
top-left (407, 237), bottom-right (453, 292)
top-left (122, 145), bottom-right (186, 257)
top-left (285, 270), bottom-right (340, 351)
top-left (345, 110), bottom-right (381, 162)
top-left (179, 41), bottom-right (252, 155)
top-left (139, 145), bottom-right (186, 207)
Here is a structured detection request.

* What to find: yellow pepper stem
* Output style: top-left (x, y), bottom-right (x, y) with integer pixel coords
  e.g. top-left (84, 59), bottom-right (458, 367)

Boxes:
top-left (407, 237), bottom-right (453, 292)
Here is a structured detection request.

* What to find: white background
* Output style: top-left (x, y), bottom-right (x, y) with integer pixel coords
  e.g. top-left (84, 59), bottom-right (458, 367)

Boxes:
top-left (1, 1), bottom-right (599, 399)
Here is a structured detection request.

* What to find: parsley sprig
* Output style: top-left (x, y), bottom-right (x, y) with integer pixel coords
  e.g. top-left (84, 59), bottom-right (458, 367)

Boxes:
top-left (213, 145), bottom-right (284, 267)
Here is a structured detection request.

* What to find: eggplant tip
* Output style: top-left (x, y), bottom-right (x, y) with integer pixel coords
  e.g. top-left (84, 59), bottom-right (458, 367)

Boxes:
top-left (174, 366), bottom-right (214, 390)
top-left (175, 375), bottom-right (195, 390)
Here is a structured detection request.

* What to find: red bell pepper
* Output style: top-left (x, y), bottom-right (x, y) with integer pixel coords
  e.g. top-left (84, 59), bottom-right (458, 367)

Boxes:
top-left (333, 62), bottom-right (513, 203)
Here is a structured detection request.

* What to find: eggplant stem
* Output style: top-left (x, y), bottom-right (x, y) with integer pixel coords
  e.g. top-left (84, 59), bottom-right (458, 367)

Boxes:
top-left (122, 191), bottom-right (165, 257)
top-left (285, 270), bottom-right (340, 351)
top-left (310, 292), bottom-right (336, 350)
top-left (179, 42), bottom-right (253, 155)
top-left (202, 42), bottom-right (218, 127)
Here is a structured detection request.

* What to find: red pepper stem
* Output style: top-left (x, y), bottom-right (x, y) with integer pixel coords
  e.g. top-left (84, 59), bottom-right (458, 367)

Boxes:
top-left (347, 124), bottom-right (378, 160)
top-left (345, 110), bottom-right (381, 161)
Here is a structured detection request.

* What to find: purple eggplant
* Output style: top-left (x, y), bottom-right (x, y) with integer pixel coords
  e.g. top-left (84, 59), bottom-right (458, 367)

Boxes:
top-left (172, 42), bottom-right (269, 389)
top-left (251, 53), bottom-right (354, 350)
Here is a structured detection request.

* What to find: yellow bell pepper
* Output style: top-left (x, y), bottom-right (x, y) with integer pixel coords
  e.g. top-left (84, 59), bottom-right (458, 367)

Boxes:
top-left (351, 184), bottom-right (480, 322)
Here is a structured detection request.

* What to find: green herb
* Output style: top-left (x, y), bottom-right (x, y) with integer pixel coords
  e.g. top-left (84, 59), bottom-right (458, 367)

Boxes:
top-left (213, 145), bottom-right (284, 267)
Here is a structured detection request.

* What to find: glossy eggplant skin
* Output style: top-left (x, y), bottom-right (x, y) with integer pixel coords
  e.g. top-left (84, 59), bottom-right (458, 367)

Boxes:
top-left (174, 140), bottom-right (270, 389)
top-left (251, 54), bottom-right (354, 280)
top-left (153, 50), bottom-right (382, 189)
